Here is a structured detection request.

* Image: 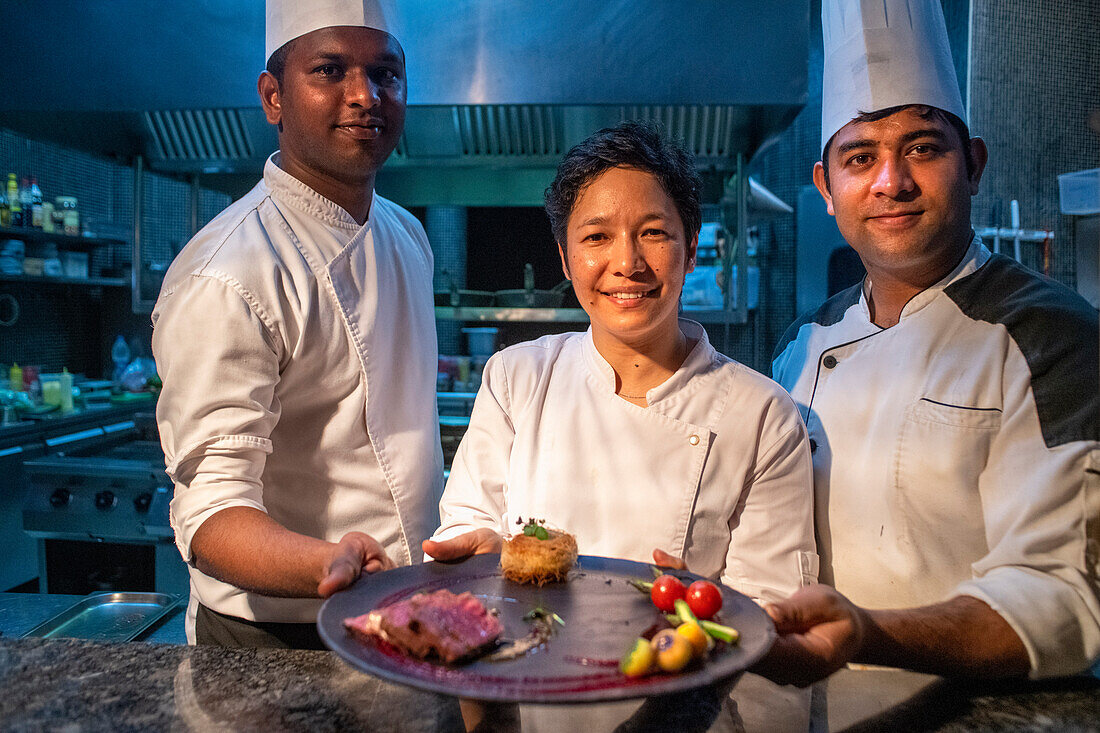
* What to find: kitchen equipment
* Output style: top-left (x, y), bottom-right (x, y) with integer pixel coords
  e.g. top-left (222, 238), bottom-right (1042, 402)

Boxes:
top-left (318, 553), bottom-right (775, 703)
top-left (434, 269), bottom-right (494, 307)
top-left (21, 591), bottom-right (181, 642)
top-left (494, 263), bottom-right (570, 308)
top-left (21, 416), bottom-right (187, 595)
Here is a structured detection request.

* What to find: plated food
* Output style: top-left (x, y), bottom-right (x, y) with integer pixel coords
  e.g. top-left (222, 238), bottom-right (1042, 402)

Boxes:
top-left (500, 518), bottom-right (578, 585)
top-left (343, 589), bottom-right (503, 664)
top-left (620, 574), bottom-right (740, 678)
top-left (319, 554), bottom-right (776, 703)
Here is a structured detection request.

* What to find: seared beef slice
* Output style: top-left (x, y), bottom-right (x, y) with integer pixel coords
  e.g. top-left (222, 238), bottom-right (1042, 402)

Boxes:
top-left (345, 589), bottom-right (503, 663)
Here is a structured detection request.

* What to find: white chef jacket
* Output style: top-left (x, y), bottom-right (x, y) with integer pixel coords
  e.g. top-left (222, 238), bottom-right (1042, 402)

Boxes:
top-left (772, 235), bottom-right (1100, 678)
top-left (435, 320), bottom-right (819, 604)
top-left (153, 154), bottom-right (442, 634)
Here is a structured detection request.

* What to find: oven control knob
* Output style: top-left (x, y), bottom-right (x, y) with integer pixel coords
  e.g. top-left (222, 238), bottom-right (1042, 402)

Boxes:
top-left (133, 492), bottom-right (153, 513)
top-left (94, 491), bottom-right (117, 510)
top-left (49, 488), bottom-right (72, 508)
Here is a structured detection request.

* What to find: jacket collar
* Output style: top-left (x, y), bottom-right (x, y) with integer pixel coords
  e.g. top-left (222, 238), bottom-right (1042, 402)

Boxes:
top-left (860, 232), bottom-right (990, 323)
top-left (263, 152), bottom-right (375, 234)
top-left (581, 319), bottom-right (716, 405)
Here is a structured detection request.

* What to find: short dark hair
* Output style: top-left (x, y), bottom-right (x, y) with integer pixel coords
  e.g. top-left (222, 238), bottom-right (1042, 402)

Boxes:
top-left (265, 40), bottom-right (295, 84)
top-left (544, 121), bottom-right (702, 247)
top-left (820, 104), bottom-right (975, 191)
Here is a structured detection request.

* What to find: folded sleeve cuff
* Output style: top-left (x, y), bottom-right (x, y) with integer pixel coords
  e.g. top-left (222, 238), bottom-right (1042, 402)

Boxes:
top-left (956, 566), bottom-right (1100, 678)
top-left (168, 443), bottom-right (271, 561)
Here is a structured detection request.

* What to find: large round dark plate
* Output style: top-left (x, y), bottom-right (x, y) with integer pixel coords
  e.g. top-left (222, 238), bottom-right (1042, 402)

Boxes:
top-left (318, 554), bottom-right (775, 703)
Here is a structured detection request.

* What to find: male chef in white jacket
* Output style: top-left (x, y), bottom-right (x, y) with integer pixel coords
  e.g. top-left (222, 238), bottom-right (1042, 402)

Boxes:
top-left (152, 0), bottom-right (441, 647)
top-left (759, 0), bottom-right (1100, 684)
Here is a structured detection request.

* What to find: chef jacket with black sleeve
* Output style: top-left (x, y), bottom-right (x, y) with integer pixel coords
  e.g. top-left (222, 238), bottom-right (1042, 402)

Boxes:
top-left (772, 235), bottom-right (1100, 678)
top-left (152, 154), bottom-right (442, 640)
top-left (434, 320), bottom-right (819, 605)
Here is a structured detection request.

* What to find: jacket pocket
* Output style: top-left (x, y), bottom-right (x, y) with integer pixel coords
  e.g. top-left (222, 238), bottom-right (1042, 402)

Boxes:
top-left (892, 398), bottom-right (1001, 573)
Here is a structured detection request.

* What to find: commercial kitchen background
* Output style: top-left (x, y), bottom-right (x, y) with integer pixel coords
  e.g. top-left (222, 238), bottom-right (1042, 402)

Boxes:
top-left (1, 0), bottom-right (1097, 375)
top-left (0, 0), bottom-right (1096, 600)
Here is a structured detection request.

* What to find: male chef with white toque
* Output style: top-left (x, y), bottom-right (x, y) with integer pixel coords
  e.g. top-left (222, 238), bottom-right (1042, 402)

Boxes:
top-left (152, 0), bottom-right (441, 648)
top-left (761, 0), bottom-right (1100, 684)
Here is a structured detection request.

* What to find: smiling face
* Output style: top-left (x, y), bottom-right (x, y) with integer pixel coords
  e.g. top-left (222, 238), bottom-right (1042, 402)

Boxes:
top-left (813, 106), bottom-right (986, 287)
top-left (258, 26), bottom-right (406, 209)
top-left (559, 166), bottom-right (697, 352)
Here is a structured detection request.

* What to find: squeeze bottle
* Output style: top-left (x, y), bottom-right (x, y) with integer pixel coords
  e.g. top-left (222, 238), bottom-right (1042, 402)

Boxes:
top-left (59, 368), bottom-right (74, 412)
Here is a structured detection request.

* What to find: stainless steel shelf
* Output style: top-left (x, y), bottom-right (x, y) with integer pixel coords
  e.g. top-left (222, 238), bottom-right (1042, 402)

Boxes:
top-left (0, 273), bottom-right (128, 288)
top-left (435, 306), bottom-right (589, 322)
top-left (0, 226), bottom-right (126, 249)
top-left (681, 307), bottom-right (751, 325)
top-left (434, 306), bottom-right (751, 324)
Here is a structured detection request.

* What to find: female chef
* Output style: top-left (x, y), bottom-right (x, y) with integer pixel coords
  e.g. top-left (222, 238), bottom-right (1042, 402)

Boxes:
top-left (424, 121), bottom-right (817, 605)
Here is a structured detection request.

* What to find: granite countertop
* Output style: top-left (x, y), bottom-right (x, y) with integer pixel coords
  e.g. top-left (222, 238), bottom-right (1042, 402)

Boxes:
top-left (0, 637), bottom-right (465, 732)
top-left (0, 635), bottom-right (1097, 732)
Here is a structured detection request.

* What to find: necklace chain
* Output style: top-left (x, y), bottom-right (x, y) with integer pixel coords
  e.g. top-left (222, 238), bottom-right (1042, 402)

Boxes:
top-left (617, 392), bottom-right (647, 399)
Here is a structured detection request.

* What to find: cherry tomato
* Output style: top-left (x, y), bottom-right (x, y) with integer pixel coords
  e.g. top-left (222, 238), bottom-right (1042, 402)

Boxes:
top-left (685, 580), bottom-right (723, 619)
top-left (650, 574), bottom-right (687, 613)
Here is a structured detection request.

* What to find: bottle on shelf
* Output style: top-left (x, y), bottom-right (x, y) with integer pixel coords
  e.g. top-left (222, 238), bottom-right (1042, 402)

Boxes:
top-left (28, 177), bottom-right (43, 229)
top-left (59, 368), bottom-right (74, 412)
top-left (0, 184), bottom-right (8, 227)
top-left (111, 335), bottom-right (131, 382)
top-left (9, 363), bottom-right (22, 392)
top-left (6, 174), bottom-right (22, 228)
top-left (18, 178), bottom-right (33, 228)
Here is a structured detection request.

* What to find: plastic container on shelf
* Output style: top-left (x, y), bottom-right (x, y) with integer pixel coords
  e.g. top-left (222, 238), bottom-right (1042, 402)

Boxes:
top-left (61, 251), bottom-right (89, 279)
top-left (462, 327), bottom-right (499, 357)
top-left (681, 266), bottom-right (724, 308)
top-left (0, 239), bottom-right (24, 275)
top-left (41, 376), bottom-right (61, 407)
top-left (56, 196), bottom-right (80, 235)
top-left (1058, 168), bottom-right (1100, 216)
top-left (41, 242), bottom-right (63, 277)
top-left (9, 363), bottom-right (22, 391)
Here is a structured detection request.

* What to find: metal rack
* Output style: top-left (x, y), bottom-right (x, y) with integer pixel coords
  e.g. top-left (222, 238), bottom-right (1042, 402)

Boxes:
top-left (0, 226), bottom-right (129, 288)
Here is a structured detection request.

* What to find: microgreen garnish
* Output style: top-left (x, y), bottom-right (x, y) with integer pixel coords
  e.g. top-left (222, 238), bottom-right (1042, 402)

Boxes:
top-left (523, 606), bottom-right (565, 627)
top-left (517, 517), bottom-right (550, 540)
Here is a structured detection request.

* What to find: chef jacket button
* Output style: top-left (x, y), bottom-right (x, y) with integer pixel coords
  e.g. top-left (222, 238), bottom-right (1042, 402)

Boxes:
top-left (809, 439), bottom-right (817, 453)
top-left (689, 434), bottom-right (700, 446)
top-left (823, 355), bottom-right (838, 369)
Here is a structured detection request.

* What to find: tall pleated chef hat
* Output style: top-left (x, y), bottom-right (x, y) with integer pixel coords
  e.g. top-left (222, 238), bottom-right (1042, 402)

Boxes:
top-left (821, 0), bottom-right (966, 154)
top-left (266, 0), bottom-right (399, 64)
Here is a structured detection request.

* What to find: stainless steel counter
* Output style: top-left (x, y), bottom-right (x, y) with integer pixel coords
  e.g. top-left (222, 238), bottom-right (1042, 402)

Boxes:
top-left (0, 591), bottom-right (185, 644)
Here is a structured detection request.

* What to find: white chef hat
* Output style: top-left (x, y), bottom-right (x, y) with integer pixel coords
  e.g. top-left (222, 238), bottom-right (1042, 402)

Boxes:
top-left (821, 0), bottom-right (966, 154)
top-left (266, 0), bottom-right (399, 64)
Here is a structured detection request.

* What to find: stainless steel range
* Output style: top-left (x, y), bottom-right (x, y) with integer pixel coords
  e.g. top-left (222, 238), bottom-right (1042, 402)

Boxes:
top-left (21, 414), bottom-right (188, 596)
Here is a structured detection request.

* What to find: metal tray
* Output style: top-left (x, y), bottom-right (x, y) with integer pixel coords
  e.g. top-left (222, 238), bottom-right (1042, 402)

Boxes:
top-left (22, 592), bottom-right (182, 642)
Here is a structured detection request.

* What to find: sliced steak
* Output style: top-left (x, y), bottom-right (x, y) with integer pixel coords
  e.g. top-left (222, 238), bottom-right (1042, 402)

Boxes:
top-left (344, 589), bottom-right (503, 664)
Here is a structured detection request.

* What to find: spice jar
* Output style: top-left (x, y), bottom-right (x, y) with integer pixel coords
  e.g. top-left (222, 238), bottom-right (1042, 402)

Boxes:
top-left (55, 196), bottom-right (79, 236)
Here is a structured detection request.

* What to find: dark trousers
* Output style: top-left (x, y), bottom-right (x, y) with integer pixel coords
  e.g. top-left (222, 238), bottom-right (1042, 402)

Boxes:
top-left (195, 603), bottom-right (326, 650)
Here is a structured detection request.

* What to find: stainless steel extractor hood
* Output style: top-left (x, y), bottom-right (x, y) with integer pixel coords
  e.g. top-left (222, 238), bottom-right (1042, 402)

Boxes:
top-left (0, 1), bottom-right (808, 203)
